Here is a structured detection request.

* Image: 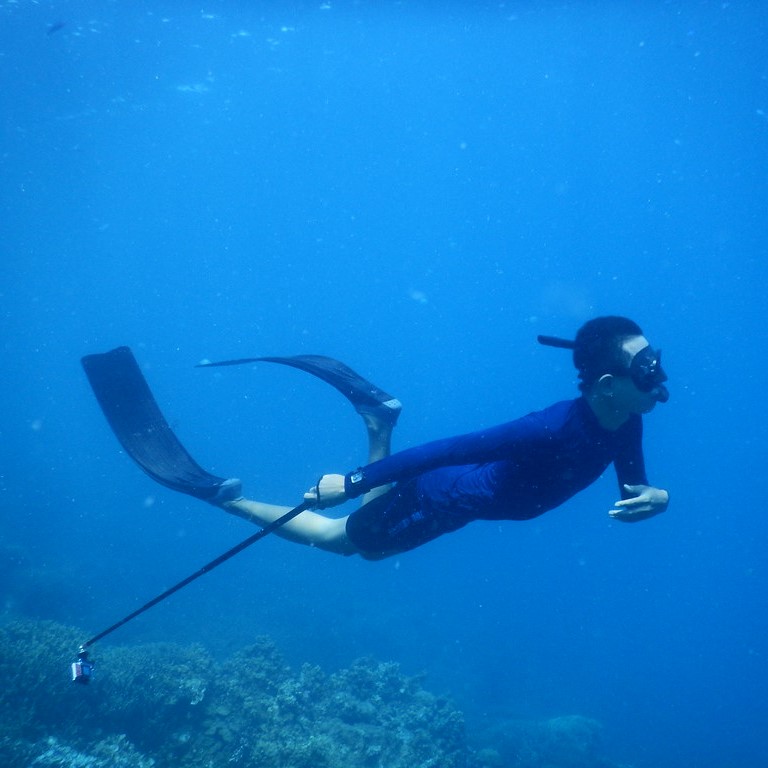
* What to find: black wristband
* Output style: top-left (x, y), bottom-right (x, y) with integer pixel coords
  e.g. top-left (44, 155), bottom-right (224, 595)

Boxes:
top-left (345, 468), bottom-right (365, 498)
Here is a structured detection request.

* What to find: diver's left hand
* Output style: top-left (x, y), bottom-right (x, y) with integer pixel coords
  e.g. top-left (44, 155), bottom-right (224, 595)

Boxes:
top-left (609, 484), bottom-right (669, 522)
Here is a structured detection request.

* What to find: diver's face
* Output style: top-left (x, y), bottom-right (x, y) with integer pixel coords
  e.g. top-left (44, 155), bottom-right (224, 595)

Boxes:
top-left (614, 335), bottom-right (669, 413)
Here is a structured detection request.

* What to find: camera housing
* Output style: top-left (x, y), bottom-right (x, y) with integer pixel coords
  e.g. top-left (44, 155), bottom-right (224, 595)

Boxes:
top-left (71, 649), bottom-right (94, 684)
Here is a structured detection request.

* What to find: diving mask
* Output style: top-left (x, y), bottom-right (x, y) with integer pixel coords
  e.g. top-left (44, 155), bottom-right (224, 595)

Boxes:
top-left (628, 345), bottom-right (668, 401)
top-left (537, 333), bottom-right (669, 402)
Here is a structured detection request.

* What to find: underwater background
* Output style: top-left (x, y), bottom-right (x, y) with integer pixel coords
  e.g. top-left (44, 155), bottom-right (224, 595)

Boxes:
top-left (1, 1), bottom-right (766, 766)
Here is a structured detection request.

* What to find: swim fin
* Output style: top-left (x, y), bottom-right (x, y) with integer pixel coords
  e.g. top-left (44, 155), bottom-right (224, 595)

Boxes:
top-left (82, 346), bottom-right (241, 504)
top-left (197, 354), bottom-right (401, 426)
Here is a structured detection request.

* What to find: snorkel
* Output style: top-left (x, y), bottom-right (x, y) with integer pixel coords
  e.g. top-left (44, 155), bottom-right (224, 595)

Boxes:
top-left (538, 333), bottom-right (669, 403)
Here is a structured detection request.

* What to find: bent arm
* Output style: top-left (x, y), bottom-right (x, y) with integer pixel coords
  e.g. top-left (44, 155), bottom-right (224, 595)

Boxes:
top-left (613, 415), bottom-right (648, 494)
top-left (610, 417), bottom-right (667, 521)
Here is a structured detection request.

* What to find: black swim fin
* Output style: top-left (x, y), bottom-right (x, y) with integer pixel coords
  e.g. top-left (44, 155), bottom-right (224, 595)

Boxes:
top-left (197, 354), bottom-right (401, 426)
top-left (82, 347), bottom-right (240, 504)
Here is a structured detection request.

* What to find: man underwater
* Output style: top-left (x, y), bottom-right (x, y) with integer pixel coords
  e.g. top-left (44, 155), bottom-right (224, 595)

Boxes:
top-left (200, 315), bottom-right (670, 560)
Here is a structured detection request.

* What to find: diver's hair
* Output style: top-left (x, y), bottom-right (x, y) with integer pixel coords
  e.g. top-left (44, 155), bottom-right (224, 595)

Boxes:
top-left (573, 316), bottom-right (643, 392)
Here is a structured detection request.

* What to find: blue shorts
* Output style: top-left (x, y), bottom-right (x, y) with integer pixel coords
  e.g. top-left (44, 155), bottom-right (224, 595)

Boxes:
top-left (345, 480), bottom-right (461, 558)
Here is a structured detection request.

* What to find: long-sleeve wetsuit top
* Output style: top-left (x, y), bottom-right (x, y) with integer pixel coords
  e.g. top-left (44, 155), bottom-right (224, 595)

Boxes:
top-left (344, 397), bottom-right (648, 527)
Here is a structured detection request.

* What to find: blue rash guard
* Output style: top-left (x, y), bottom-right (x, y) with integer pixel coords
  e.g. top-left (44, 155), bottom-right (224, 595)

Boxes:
top-left (343, 397), bottom-right (648, 557)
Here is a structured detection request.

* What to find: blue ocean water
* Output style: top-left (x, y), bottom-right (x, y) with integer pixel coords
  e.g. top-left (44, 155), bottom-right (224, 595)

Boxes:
top-left (1, 1), bottom-right (766, 766)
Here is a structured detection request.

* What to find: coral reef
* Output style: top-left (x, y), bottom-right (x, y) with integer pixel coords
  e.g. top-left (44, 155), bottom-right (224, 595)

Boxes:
top-left (29, 735), bottom-right (155, 768)
top-left (0, 617), bottom-right (628, 768)
top-left (0, 619), bottom-right (466, 767)
top-left (0, 620), bottom-right (92, 742)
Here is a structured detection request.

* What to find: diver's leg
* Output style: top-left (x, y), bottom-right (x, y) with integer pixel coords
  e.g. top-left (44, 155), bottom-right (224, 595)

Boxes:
top-left (359, 410), bottom-right (395, 504)
top-left (219, 361), bottom-right (401, 552)
top-left (219, 409), bottom-right (395, 555)
top-left (216, 408), bottom-right (393, 556)
top-left (219, 406), bottom-right (395, 553)
top-left (224, 498), bottom-right (356, 555)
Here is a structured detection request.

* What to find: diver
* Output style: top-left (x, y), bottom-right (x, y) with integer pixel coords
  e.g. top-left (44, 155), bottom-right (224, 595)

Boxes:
top-left (82, 315), bottom-right (669, 562)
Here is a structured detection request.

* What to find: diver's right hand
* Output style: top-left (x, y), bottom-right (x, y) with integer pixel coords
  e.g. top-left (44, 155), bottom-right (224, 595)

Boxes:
top-left (304, 474), bottom-right (347, 509)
